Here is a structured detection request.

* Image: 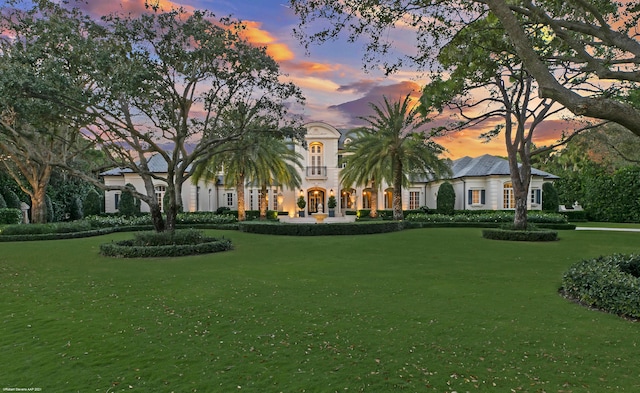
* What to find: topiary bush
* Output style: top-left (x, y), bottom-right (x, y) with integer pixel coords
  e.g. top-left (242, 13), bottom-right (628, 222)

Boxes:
top-left (100, 229), bottom-right (233, 258)
top-left (69, 196), bottom-right (84, 221)
top-left (436, 182), bottom-right (455, 215)
top-left (83, 189), bottom-right (103, 216)
top-left (561, 254), bottom-right (640, 319)
top-left (119, 184), bottom-right (140, 216)
top-left (239, 221), bottom-right (404, 236)
top-left (2, 189), bottom-right (21, 210)
top-left (0, 208), bottom-right (22, 225)
top-left (542, 182), bottom-right (559, 212)
top-left (0, 221), bottom-right (93, 235)
top-left (482, 227), bottom-right (558, 241)
top-left (45, 194), bottom-right (55, 223)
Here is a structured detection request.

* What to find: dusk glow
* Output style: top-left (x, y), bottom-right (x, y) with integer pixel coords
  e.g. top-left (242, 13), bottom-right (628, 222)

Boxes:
top-left (77, 0), bottom-right (571, 158)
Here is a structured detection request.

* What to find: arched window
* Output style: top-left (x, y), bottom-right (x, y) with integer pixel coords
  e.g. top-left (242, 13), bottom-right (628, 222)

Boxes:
top-left (309, 142), bottom-right (323, 175)
top-left (503, 182), bottom-right (515, 209)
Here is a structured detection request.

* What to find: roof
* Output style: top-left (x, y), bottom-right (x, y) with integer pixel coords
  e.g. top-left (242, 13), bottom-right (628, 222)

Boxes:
top-left (101, 153), bottom-right (192, 176)
top-left (449, 154), bottom-right (559, 180)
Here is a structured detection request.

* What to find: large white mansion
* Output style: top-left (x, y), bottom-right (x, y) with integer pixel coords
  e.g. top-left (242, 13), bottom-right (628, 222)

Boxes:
top-left (102, 122), bottom-right (558, 216)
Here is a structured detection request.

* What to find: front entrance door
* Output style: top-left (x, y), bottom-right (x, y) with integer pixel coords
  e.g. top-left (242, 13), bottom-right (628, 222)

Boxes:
top-left (308, 190), bottom-right (325, 214)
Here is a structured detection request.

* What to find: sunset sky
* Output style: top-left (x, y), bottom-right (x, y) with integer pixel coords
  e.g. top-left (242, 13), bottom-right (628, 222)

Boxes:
top-left (73, 0), bottom-right (574, 159)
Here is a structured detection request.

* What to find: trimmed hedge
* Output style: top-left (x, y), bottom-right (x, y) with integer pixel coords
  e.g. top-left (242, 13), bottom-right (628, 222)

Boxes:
top-left (406, 211), bottom-right (568, 224)
top-left (482, 228), bottom-right (558, 241)
top-left (0, 220), bottom-right (92, 235)
top-left (100, 229), bottom-right (233, 258)
top-left (0, 208), bottom-right (22, 225)
top-left (239, 221), bottom-right (404, 236)
top-left (561, 254), bottom-right (640, 319)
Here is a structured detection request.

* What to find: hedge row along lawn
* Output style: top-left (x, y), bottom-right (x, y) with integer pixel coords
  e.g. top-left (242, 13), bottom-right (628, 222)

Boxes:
top-left (1, 228), bottom-right (639, 392)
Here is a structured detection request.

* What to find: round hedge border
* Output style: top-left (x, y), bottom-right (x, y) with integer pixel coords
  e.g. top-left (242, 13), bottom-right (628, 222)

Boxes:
top-left (100, 237), bottom-right (233, 258)
top-left (481, 228), bottom-right (558, 241)
top-left (561, 254), bottom-right (640, 319)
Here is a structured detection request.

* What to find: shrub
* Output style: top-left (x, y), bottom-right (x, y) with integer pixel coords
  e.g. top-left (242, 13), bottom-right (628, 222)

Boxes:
top-left (69, 196), bottom-right (84, 221)
top-left (119, 184), bottom-right (140, 216)
top-left (406, 211), bottom-right (568, 224)
top-left (0, 221), bottom-right (93, 235)
top-left (0, 193), bottom-right (6, 209)
top-left (239, 221), bottom-right (404, 236)
top-left (215, 206), bottom-right (231, 214)
top-left (542, 182), bottom-right (559, 212)
top-left (482, 228), bottom-right (558, 241)
top-left (2, 189), bottom-right (21, 210)
top-left (436, 182), bottom-right (455, 215)
top-left (45, 194), bottom-right (54, 223)
top-left (83, 189), bottom-right (103, 216)
top-left (0, 208), bottom-right (22, 225)
top-left (562, 210), bottom-right (588, 222)
top-left (99, 229), bottom-right (233, 258)
top-left (561, 254), bottom-right (640, 319)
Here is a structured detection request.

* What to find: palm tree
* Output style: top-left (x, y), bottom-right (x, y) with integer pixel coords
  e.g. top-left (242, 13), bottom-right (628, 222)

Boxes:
top-left (192, 130), bottom-right (303, 221)
top-left (342, 94), bottom-right (450, 220)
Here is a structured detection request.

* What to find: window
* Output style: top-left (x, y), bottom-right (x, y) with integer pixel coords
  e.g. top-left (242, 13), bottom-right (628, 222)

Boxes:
top-left (272, 189), bottom-right (278, 211)
top-left (155, 185), bottom-right (166, 211)
top-left (383, 189), bottom-right (393, 209)
top-left (227, 193), bottom-right (234, 206)
top-left (310, 142), bottom-right (323, 175)
top-left (250, 190), bottom-right (254, 210)
top-left (409, 191), bottom-right (420, 209)
top-left (530, 188), bottom-right (541, 205)
top-left (503, 182), bottom-right (514, 209)
top-left (468, 189), bottom-right (486, 205)
top-left (362, 190), bottom-right (371, 209)
top-left (196, 186), bottom-right (200, 211)
top-left (114, 193), bottom-right (120, 210)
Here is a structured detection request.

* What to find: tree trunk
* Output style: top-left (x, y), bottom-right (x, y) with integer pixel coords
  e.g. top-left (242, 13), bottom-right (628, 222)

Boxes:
top-left (236, 174), bottom-right (246, 221)
top-left (259, 184), bottom-right (268, 220)
top-left (392, 158), bottom-right (404, 221)
top-left (370, 179), bottom-right (378, 218)
top-left (513, 189), bottom-right (528, 230)
top-left (30, 185), bottom-right (48, 224)
top-left (150, 203), bottom-right (165, 232)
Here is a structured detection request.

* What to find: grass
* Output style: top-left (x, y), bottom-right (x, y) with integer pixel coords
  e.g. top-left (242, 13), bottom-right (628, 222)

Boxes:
top-left (1, 228), bottom-right (639, 392)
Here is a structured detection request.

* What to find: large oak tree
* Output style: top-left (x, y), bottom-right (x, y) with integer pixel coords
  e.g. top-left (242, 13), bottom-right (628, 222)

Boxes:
top-left (1, 1), bottom-right (305, 231)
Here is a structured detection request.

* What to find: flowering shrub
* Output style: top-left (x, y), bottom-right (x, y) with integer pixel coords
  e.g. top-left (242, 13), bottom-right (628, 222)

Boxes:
top-left (405, 211), bottom-right (568, 224)
top-left (86, 213), bottom-right (237, 228)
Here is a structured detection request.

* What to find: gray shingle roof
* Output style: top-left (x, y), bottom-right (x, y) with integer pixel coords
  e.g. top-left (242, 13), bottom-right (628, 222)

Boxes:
top-left (101, 154), bottom-right (192, 176)
top-left (450, 154), bottom-right (559, 179)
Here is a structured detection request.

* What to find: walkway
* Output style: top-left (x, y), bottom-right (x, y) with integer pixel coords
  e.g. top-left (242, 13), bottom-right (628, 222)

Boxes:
top-left (575, 227), bottom-right (640, 232)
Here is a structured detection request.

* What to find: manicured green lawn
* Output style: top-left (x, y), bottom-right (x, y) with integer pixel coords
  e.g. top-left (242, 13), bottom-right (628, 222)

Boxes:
top-left (1, 228), bottom-right (639, 392)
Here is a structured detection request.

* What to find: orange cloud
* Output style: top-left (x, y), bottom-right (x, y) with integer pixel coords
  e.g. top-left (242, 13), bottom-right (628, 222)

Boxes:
top-left (238, 21), bottom-right (295, 62)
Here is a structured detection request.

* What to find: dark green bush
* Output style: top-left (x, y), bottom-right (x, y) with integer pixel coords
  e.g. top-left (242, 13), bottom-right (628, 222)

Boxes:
top-left (562, 210), bottom-right (589, 222)
top-left (0, 193), bottom-right (6, 209)
top-left (99, 229), bottom-right (233, 258)
top-left (436, 182), bottom-right (455, 215)
top-left (216, 206), bottom-right (231, 214)
top-left (45, 194), bottom-right (54, 223)
top-left (482, 228), bottom-right (558, 241)
top-left (0, 208), bottom-right (22, 225)
top-left (69, 196), bottom-right (84, 221)
top-left (561, 254), bottom-right (640, 319)
top-left (83, 189), bottom-right (103, 216)
top-left (119, 184), bottom-right (140, 216)
top-left (2, 189), bottom-right (21, 210)
top-left (542, 182), bottom-right (559, 212)
top-left (0, 221), bottom-right (92, 235)
top-left (239, 221), bottom-right (404, 236)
